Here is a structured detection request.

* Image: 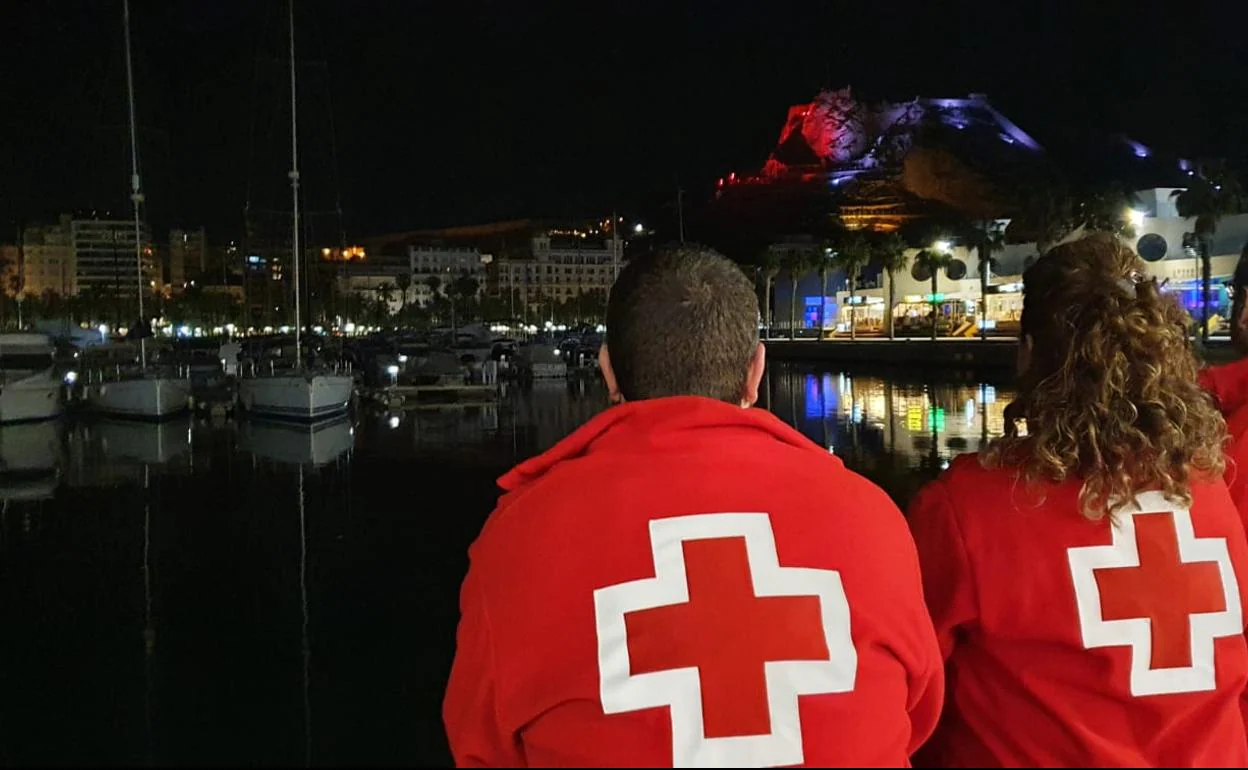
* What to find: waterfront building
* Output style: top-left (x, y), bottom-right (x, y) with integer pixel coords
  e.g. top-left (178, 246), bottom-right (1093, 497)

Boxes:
top-left (0, 244), bottom-right (19, 298)
top-left (408, 246), bottom-right (489, 307)
top-left (20, 214), bottom-right (157, 301)
top-left (500, 229), bottom-right (621, 320)
top-left (361, 218), bottom-right (627, 320)
top-left (169, 227), bottom-right (207, 290)
top-left (326, 246), bottom-right (488, 316)
top-left (70, 217), bottom-right (157, 298)
top-left (20, 215), bottom-right (76, 298)
top-left (241, 251), bottom-right (286, 326)
top-left (772, 200), bottom-right (1248, 338)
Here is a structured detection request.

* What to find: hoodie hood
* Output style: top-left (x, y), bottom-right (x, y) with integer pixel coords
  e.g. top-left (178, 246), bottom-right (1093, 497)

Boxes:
top-left (498, 395), bottom-right (838, 492)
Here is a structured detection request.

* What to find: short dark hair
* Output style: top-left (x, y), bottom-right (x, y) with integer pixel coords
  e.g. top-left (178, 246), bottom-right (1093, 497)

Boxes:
top-left (605, 245), bottom-right (759, 403)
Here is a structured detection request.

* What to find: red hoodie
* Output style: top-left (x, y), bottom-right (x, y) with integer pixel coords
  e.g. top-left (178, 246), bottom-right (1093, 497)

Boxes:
top-left (444, 396), bottom-right (944, 767)
top-left (909, 454), bottom-right (1248, 767)
top-left (1200, 357), bottom-right (1248, 516)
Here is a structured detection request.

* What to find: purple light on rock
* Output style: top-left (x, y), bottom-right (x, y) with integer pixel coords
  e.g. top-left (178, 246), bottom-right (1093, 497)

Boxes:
top-left (1124, 138), bottom-right (1151, 158)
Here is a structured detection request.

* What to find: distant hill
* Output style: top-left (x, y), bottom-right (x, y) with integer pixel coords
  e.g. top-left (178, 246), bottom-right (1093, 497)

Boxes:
top-left (706, 88), bottom-right (1191, 254)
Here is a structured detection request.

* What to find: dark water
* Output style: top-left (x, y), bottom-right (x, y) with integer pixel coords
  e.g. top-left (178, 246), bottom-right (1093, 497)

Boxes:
top-left (0, 366), bottom-right (1014, 766)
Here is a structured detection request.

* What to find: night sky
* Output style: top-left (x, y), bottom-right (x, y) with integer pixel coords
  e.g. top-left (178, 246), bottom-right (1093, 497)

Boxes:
top-left (3, 0), bottom-right (1248, 244)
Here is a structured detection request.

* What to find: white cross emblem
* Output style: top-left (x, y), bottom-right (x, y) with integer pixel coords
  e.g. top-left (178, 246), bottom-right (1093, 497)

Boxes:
top-left (593, 512), bottom-right (857, 767)
top-left (1068, 492), bottom-right (1241, 696)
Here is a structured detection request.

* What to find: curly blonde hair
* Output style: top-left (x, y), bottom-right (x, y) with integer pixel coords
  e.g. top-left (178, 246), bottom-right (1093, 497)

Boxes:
top-left (982, 233), bottom-right (1226, 519)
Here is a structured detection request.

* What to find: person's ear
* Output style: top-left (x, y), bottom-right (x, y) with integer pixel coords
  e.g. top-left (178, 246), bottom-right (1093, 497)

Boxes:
top-left (599, 344), bottom-right (623, 404)
top-left (740, 343), bottom-right (766, 408)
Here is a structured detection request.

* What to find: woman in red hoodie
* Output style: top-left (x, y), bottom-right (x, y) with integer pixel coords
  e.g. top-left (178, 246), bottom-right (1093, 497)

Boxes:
top-left (909, 233), bottom-right (1248, 767)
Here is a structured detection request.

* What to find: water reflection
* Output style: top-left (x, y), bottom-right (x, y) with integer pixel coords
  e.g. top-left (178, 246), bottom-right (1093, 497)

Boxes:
top-left (768, 367), bottom-right (1015, 504)
top-left (233, 417), bottom-right (356, 766)
top-left (354, 379), bottom-right (607, 467)
top-left (0, 368), bottom-right (1015, 765)
top-left (238, 418), bottom-right (355, 467)
top-left (0, 420), bottom-right (63, 502)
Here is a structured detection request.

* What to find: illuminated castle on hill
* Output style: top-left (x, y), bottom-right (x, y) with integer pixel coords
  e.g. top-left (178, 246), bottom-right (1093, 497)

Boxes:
top-left (715, 88), bottom-right (1048, 232)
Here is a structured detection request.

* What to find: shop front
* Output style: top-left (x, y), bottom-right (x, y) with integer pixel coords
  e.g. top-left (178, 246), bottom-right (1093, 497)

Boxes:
top-left (893, 293), bottom-right (977, 337)
top-left (983, 283), bottom-right (1023, 336)
top-left (835, 295), bottom-right (887, 335)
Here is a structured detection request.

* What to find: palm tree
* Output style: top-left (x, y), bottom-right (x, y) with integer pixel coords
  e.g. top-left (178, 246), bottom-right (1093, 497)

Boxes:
top-left (818, 244), bottom-right (834, 339)
top-left (872, 233), bottom-right (908, 339)
top-left (395, 272), bottom-right (412, 322)
top-left (914, 247), bottom-right (953, 340)
top-left (452, 273), bottom-right (480, 322)
top-left (424, 274), bottom-right (442, 303)
top-left (965, 220), bottom-right (1005, 340)
top-left (832, 234), bottom-right (871, 340)
top-left (423, 274), bottom-right (443, 323)
top-left (1024, 182), bottom-right (1076, 254)
top-left (759, 250), bottom-right (781, 339)
top-left (1172, 161), bottom-right (1246, 341)
top-left (782, 249), bottom-right (819, 340)
top-left (1078, 182), bottom-right (1138, 240)
top-left (374, 283), bottom-right (396, 325)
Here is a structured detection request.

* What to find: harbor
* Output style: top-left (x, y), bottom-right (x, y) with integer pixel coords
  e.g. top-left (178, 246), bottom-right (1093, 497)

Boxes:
top-left (0, 364), bottom-right (1011, 765)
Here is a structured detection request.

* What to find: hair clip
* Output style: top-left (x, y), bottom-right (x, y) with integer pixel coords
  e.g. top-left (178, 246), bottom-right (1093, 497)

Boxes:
top-left (1115, 275), bottom-right (1139, 298)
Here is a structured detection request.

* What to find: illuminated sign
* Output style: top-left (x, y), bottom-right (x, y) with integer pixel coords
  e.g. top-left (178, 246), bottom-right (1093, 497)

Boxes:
top-left (906, 405), bottom-right (923, 432)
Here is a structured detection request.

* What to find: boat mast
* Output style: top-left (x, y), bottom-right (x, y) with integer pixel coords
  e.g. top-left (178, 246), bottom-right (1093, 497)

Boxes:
top-left (288, 0), bottom-right (303, 369)
top-left (122, 0), bottom-right (146, 369)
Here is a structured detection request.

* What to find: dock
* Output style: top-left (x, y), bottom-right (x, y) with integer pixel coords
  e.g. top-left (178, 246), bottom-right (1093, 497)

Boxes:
top-left (361, 383), bottom-right (501, 409)
top-left (764, 336), bottom-right (1236, 369)
top-left (764, 338), bottom-right (1018, 369)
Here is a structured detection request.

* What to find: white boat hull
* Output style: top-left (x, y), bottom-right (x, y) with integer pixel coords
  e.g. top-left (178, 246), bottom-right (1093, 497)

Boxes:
top-left (238, 373), bottom-right (353, 422)
top-left (0, 374), bottom-right (63, 423)
top-left (87, 377), bottom-right (192, 419)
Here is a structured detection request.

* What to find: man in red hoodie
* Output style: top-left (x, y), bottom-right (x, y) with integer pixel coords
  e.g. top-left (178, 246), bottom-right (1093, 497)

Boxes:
top-left (443, 246), bottom-right (943, 767)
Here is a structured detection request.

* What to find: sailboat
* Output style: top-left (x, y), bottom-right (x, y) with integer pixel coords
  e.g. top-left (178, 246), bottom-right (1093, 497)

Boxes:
top-left (86, 0), bottom-right (191, 420)
top-left (237, 0), bottom-right (353, 423)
